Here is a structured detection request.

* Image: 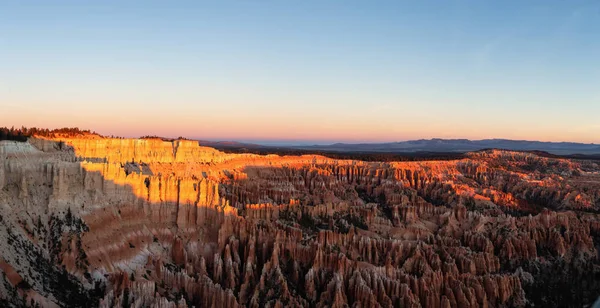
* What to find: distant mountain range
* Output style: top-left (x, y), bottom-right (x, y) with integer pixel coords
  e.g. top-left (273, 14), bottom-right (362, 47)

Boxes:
top-left (290, 139), bottom-right (600, 155)
top-left (197, 138), bottom-right (600, 156)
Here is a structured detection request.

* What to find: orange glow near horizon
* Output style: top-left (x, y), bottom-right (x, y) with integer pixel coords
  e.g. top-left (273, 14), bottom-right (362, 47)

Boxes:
top-left (3, 109), bottom-right (599, 144)
top-left (2, 1), bottom-right (600, 145)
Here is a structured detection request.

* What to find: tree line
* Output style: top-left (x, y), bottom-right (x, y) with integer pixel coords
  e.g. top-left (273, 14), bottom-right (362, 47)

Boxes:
top-left (140, 135), bottom-right (191, 141)
top-left (0, 126), bottom-right (98, 142)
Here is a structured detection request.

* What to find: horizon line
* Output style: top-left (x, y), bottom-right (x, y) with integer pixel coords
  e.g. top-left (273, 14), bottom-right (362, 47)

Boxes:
top-left (3, 126), bottom-right (598, 146)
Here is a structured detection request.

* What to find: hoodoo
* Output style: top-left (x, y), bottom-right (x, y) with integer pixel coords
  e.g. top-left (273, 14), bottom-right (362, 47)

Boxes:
top-left (1, 135), bottom-right (599, 307)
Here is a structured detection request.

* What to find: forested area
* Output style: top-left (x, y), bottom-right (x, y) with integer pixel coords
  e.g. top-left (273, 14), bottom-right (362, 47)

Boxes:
top-left (0, 127), bottom-right (98, 141)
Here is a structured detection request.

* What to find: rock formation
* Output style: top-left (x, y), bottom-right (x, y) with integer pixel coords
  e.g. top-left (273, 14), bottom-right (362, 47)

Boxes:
top-left (0, 137), bottom-right (599, 307)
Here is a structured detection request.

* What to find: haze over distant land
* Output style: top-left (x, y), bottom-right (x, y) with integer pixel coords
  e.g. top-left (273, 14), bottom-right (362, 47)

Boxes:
top-left (290, 138), bottom-right (600, 155)
top-left (197, 137), bottom-right (600, 156)
top-left (2, 1), bottom-right (600, 143)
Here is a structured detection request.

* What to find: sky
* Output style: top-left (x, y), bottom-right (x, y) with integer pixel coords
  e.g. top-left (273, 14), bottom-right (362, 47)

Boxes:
top-left (1, 0), bottom-right (599, 144)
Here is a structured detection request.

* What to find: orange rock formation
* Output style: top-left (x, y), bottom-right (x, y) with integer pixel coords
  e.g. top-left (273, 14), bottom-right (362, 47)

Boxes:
top-left (0, 137), bottom-right (599, 307)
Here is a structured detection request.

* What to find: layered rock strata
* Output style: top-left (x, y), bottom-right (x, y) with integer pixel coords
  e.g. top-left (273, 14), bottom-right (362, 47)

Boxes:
top-left (0, 137), bottom-right (599, 307)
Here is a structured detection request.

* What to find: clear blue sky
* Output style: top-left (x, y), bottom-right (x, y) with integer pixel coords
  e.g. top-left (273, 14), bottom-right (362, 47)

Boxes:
top-left (1, 0), bottom-right (599, 144)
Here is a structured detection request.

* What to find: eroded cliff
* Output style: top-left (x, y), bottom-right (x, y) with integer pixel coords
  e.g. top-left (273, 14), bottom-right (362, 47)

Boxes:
top-left (0, 137), bottom-right (599, 307)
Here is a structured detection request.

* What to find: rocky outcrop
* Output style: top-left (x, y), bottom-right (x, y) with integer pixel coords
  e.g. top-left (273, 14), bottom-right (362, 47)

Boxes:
top-left (0, 137), bottom-right (599, 307)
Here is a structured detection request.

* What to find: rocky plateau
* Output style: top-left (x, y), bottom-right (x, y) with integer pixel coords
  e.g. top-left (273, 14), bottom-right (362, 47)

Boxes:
top-left (1, 135), bottom-right (599, 307)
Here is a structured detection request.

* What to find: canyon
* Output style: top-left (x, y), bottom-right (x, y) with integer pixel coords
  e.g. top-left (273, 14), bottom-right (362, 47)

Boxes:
top-left (0, 135), bottom-right (599, 307)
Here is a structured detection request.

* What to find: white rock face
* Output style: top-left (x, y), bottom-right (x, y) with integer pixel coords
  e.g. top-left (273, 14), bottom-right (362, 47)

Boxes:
top-left (0, 140), bottom-right (40, 155)
top-left (0, 159), bottom-right (4, 190)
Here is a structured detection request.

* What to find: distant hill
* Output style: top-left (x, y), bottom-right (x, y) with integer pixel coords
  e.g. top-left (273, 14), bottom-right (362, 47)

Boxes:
top-left (291, 139), bottom-right (600, 155)
top-left (198, 140), bottom-right (267, 149)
